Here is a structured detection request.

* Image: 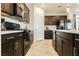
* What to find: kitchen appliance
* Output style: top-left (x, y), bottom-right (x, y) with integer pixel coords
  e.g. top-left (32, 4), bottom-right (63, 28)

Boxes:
top-left (56, 19), bottom-right (71, 30)
top-left (14, 3), bottom-right (22, 18)
top-left (23, 30), bottom-right (31, 55)
top-left (75, 14), bottom-right (79, 30)
top-left (4, 22), bottom-right (20, 30)
top-left (1, 18), bottom-right (6, 31)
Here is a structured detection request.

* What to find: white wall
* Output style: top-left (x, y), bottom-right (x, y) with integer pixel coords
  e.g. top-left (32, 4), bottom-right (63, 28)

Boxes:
top-left (34, 7), bottom-right (44, 41)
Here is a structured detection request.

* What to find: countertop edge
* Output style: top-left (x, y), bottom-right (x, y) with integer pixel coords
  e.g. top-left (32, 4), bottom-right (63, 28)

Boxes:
top-left (52, 29), bottom-right (79, 34)
top-left (0, 30), bottom-right (24, 35)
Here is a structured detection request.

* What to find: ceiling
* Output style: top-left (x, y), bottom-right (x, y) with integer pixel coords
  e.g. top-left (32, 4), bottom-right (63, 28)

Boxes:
top-left (34, 3), bottom-right (79, 14)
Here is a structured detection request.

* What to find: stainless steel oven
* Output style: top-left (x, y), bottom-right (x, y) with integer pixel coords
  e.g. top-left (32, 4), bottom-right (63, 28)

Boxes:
top-left (23, 30), bottom-right (30, 55)
top-left (1, 17), bottom-right (20, 31)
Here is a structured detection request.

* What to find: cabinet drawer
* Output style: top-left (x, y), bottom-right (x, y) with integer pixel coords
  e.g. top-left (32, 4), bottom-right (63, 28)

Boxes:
top-left (56, 32), bottom-right (73, 41)
top-left (1, 32), bottom-right (23, 44)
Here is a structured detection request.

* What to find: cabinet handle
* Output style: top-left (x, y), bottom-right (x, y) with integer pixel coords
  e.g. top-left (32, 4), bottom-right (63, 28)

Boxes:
top-left (7, 37), bottom-right (14, 40)
top-left (75, 39), bottom-right (79, 41)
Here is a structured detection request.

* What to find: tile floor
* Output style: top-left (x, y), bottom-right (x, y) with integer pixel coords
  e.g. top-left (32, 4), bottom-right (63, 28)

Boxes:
top-left (26, 40), bottom-right (58, 56)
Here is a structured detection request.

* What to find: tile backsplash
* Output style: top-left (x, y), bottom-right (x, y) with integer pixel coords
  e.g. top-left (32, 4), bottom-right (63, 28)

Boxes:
top-left (45, 25), bottom-right (56, 30)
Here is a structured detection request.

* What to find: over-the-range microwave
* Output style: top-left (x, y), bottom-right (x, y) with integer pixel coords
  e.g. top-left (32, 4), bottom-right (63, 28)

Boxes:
top-left (14, 3), bottom-right (22, 18)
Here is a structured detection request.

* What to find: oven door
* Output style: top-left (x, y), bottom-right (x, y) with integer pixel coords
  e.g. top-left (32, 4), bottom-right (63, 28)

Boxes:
top-left (23, 31), bottom-right (30, 55)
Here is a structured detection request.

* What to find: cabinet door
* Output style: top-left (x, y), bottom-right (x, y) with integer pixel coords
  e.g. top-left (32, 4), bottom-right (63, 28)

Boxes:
top-left (56, 36), bottom-right (63, 56)
top-left (44, 30), bottom-right (53, 39)
top-left (2, 33), bottom-right (23, 56)
top-left (1, 3), bottom-right (13, 15)
top-left (14, 37), bottom-right (23, 56)
top-left (1, 34), bottom-right (14, 56)
top-left (62, 39), bottom-right (73, 56)
top-left (2, 43), bottom-right (14, 56)
top-left (1, 3), bottom-right (5, 11)
top-left (7, 3), bottom-right (13, 15)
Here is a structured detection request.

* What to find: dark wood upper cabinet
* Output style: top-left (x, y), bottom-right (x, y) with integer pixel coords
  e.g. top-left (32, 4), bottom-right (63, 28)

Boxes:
top-left (22, 4), bottom-right (29, 23)
top-left (1, 3), bottom-right (30, 23)
top-left (45, 16), bottom-right (67, 25)
top-left (1, 3), bottom-right (14, 16)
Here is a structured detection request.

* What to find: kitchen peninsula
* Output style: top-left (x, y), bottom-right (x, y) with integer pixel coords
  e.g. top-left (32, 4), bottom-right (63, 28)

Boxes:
top-left (53, 30), bottom-right (79, 56)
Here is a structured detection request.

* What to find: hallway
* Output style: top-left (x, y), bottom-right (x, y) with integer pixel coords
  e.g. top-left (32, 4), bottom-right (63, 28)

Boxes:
top-left (26, 40), bottom-right (58, 56)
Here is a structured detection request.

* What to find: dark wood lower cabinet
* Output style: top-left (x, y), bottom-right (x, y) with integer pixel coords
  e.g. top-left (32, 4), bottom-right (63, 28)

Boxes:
top-left (1, 31), bottom-right (33, 56)
top-left (56, 36), bottom-right (63, 56)
top-left (2, 43), bottom-right (14, 56)
top-left (14, 37), bottom-right (23, 56)
top-left (55, 32), bottom-right (74, 56)
top-left (1, 32), bottom-right (23, 56)
top-left (44, 30), bottom-right (53, 39)
top-left (62, 39), bottom-right (73, 56)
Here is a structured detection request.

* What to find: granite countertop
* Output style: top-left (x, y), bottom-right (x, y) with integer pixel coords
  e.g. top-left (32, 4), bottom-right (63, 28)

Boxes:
top-left (0, 30), bottom-right (24, 34)
top-left (53, 29), bottom-right (79, 34)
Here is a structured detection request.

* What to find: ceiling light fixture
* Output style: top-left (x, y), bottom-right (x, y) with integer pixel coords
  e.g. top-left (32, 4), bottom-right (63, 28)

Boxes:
top-left (66, 4), bottom-right (70, 12)
top-left (66, 7), bottom-right (70, 12)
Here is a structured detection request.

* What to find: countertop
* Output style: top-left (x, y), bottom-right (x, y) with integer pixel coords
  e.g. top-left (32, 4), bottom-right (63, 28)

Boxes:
top-left (0, 30), bottom-right (24, 35)
top-left (1, 29), bottom-right (79, 35)
top-left (52, 29), bottom-right (79, 34)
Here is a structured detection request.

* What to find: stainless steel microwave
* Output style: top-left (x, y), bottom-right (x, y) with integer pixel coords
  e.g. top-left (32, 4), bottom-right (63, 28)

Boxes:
top-left (14, 3), bottom-right (22, 18)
